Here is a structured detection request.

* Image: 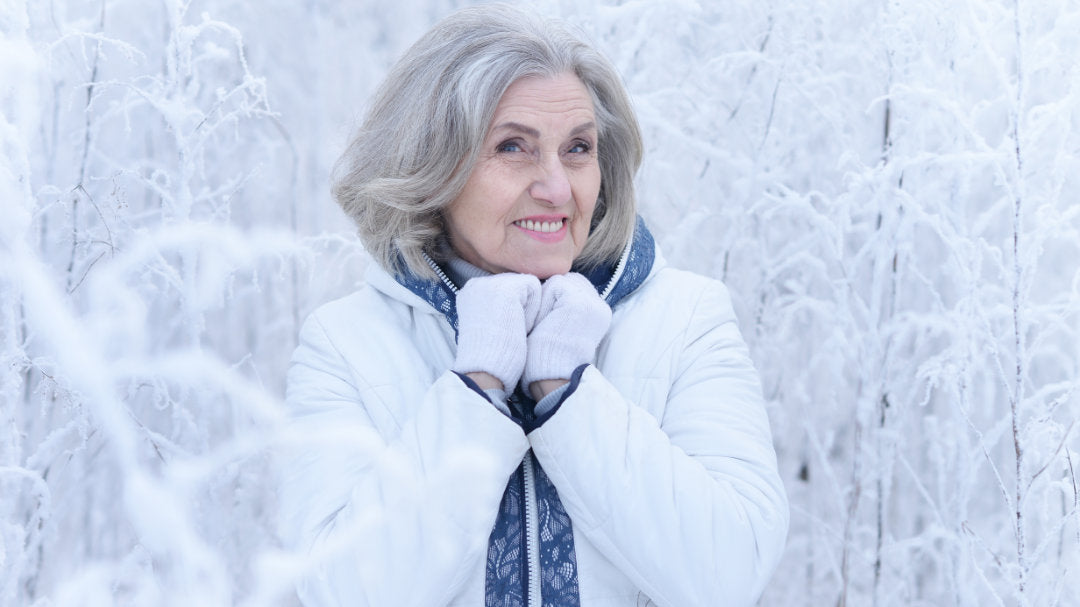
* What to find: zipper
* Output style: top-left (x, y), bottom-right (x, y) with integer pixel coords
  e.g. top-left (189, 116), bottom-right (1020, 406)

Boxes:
top-left (421, 249), bottom-right (581, 605)
top-left (599, 229), bottom-right (633, 302)
top-left (430, 247), bottom-right (541, 606)
top-left (422, 251), bottom-right (459, 294)
top-left (522, 450), bottom-right (541, 606)
top-left (426, 240), bottom-right (629, 302)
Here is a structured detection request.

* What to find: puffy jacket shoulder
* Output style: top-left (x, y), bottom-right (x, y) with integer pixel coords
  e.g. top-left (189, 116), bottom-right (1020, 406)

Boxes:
top-left (287, 271), bottom-right (457, 437)
top-left (598, 265), bottom-right (744, 412)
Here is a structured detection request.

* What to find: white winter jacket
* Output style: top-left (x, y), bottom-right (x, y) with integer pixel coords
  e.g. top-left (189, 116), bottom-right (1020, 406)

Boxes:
top-left (280, 233), bottom-right (788, 606)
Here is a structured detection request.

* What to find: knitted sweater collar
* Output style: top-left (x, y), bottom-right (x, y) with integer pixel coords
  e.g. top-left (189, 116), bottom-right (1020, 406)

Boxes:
top-left (394, 215), bottom-right (656, 335)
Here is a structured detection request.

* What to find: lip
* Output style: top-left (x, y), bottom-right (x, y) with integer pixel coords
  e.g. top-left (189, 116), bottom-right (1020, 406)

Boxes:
top-left (512, 215), bottom-right (569, 243)
top-left (515, 214), bottom-right (568, 223)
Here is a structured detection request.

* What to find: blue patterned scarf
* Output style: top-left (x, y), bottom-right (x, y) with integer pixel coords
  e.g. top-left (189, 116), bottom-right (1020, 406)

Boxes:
top-left (393, 215), bottom-right (656, 606)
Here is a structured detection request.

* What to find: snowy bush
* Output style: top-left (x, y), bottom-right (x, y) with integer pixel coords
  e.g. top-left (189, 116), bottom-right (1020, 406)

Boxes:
top-left (1, 0), bottom-right (1077, 605)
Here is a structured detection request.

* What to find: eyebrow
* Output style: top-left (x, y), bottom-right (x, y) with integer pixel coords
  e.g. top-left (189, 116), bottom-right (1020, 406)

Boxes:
top-left (491, 121), bottom-right (597, 139)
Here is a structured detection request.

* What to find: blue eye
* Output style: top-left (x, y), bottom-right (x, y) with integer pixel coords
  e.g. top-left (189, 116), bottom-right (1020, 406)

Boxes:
top-left (568, 140), bottom-right (592, 154)
top-left (497, 140), bottom-right (523, 153)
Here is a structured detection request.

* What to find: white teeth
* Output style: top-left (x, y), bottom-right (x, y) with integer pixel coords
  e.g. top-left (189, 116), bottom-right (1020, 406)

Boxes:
top-left (516, 219), bottom-right (563, 233)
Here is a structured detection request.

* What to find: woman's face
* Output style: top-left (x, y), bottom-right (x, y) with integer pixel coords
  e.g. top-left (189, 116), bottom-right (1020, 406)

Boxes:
top-left (444, 73), bottom-right (601, 279)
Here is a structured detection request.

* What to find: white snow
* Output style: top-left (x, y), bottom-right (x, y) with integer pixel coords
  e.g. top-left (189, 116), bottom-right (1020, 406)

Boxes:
top-left (1, 0), bottom-right (1078, 605)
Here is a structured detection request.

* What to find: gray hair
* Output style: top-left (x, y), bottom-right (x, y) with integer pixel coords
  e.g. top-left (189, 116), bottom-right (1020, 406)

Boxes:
top-left (331, 3), bottom-right (643, 278)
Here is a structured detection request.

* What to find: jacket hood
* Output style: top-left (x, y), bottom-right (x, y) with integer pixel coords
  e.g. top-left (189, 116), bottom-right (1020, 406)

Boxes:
top-left (390, 215), bottom-right (656, 337)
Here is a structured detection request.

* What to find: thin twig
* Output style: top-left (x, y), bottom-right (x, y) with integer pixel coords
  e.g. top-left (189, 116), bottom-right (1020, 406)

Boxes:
top-left (1009, 0), bottom-right (1028, 596)
top-left (1026, 420), bottom-right (1076, 493)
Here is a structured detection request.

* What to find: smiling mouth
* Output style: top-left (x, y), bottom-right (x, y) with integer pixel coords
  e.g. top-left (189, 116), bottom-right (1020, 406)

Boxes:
top-left (513, 218), bottom-right (566, 233)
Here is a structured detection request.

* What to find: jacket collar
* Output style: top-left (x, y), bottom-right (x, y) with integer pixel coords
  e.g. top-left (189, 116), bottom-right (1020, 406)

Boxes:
top-left (389, 215), bottom-right (656, 336)
top-left (577, 215), bottom-right (655, 306)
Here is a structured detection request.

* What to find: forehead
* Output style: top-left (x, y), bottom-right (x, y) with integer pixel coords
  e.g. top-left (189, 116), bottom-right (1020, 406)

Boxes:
top-left (490, 73), bottom-right (596, 127)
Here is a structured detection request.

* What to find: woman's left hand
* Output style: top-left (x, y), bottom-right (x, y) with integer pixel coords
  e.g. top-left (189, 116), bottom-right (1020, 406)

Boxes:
top-left (522, 272), bottom-right (611, 400)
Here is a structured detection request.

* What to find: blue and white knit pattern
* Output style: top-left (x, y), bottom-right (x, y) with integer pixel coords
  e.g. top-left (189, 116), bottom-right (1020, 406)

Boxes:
top-left (397, 255), bottom-right (460, 332)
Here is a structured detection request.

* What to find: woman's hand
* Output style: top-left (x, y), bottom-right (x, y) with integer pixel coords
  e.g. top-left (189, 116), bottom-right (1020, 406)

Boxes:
top-left (522, 272), bottom-right (611, 400)
top-left (453, 273), bottom-right (542, 391)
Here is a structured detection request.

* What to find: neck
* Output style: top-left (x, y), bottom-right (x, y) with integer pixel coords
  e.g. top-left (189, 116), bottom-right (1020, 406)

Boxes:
top-left (444, 253), bottom-right (491, 286)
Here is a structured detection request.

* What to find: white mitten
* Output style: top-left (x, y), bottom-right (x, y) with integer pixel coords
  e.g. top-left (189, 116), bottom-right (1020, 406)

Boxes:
top-left (452, 273), bottom-right (542, 390)
top-left (521, 273), bottom-right (612, 390)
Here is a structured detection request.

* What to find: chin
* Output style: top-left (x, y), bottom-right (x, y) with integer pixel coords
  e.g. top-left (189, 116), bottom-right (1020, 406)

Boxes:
top-left (517, 261), bottom-right (572, 280)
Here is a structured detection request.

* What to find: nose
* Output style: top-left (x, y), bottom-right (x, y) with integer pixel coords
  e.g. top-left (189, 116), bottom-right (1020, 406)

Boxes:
top-left (528, 155), bottom-right (572, 207)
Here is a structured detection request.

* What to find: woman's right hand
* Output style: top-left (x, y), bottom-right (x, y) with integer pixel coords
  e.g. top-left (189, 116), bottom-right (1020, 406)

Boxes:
top-left (452, 273), bottom-right (542, 391)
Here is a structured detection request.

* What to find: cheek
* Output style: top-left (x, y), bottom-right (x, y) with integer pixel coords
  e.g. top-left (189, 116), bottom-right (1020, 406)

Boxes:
top-left (449, 179), bottom-right (504, 232)
top-left (578, 169), bottom-right (602, 221)
top-left (470, 173), bottom-right (520, 223)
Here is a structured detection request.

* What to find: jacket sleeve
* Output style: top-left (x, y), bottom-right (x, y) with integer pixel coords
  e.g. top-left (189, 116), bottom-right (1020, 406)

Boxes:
top-left (527, 279), bottom-right (789, 607)
top-left (278, 313), bottom-right (530, 607)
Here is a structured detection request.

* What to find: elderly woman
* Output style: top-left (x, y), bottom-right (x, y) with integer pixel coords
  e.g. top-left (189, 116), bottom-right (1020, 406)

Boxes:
top-left (280, 5), bottom-right (788, 607)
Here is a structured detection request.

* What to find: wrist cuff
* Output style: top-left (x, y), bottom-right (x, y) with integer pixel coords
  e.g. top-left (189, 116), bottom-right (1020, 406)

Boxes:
top-left (528, 364), bottom-right (589, 431)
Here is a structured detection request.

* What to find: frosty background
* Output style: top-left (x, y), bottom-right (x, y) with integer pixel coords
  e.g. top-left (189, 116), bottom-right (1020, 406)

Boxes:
top-left (1, 0), bottom-right (1078, 605)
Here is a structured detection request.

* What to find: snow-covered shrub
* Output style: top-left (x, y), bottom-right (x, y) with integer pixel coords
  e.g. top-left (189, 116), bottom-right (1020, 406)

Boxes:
top-left (1, 0), bottom-right (1076, 605)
